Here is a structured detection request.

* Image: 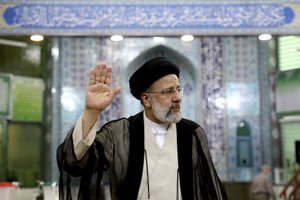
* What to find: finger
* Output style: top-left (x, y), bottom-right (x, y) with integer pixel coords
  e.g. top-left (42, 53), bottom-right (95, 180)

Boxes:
top-left (105, 67), bottom-right (113, 86)
top-left (100, 64), bottom-right (107, 84)
top-left (89, 69), bottom-right (96, 86)
top-left (95, 63), bottom-right (103, 83)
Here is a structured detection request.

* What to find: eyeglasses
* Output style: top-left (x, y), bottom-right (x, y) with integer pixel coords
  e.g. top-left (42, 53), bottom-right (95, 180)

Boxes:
top-left (145, 87), bottom-right (183, 98)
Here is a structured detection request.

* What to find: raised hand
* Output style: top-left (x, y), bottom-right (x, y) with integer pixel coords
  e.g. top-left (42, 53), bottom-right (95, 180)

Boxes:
top-left (85, 63), bottom-right (121, 113)
top-left (82, 63), bottom-right (121, 136)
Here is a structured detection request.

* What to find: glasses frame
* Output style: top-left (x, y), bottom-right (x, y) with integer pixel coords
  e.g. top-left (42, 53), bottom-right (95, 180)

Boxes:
top-left (145, 86), bottom-right (183, 98)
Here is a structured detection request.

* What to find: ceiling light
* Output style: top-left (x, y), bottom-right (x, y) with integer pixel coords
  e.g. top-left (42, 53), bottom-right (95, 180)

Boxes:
top-left (30, 35), bottom-right (44, 42)
top-left (153, 37), bottom-right (165, 43)
top-left (258, 34), bottom-right (272, 41)
top-left (181, 34), bottom-right (194, 42)
top-left (111, 35), bottom-right (123, 42)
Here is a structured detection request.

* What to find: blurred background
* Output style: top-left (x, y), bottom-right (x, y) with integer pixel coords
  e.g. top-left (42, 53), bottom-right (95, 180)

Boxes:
top-left (0, 1), bottom-right (300, 199)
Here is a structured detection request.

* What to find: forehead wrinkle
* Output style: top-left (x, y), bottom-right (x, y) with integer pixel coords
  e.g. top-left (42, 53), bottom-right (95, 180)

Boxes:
top-left (149, 74), bottom-right (180, 91)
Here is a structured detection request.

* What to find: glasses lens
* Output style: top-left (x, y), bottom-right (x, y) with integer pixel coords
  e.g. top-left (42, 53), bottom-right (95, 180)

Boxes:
top-left (163, 88), bottom-right (183, 98)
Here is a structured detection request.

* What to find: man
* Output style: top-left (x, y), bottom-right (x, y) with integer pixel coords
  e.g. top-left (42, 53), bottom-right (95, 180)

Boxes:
top-left (57, 57), bottom-right (228, 200)
top-left (249, 164), bottom-right (276, 200)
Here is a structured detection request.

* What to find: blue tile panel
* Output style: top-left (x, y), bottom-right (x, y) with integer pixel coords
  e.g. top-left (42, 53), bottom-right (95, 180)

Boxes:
top-left (0, 3), bottom-right (299, 34)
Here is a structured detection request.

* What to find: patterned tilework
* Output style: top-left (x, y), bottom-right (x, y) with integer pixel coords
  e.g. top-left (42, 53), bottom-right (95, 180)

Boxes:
top-left (200, 37), bottom-right (227, 179)
top-left (60, 37), bottom-right (96, 88)
top-left (225, 37), bottom-right (258, 82)
top-left (224, 36), bottom-right (262, 181)
top-left (258, 40), bottom-right (272, 167)
top-left (0, 3), bottom-right (298, 35)
top-left (51, 37), bottom-right (98, 180)
top-left (95, 38), bottom-right (123, 126)
top-left (227, 115), bottom-right (261, 181)
top-left (59, 38), bottom-right (97, 128)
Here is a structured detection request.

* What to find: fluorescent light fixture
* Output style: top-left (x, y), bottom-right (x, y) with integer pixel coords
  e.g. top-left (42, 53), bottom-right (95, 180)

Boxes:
top-left (258, 34), bottom-right (272, 41)
top-left (153, 37), bottom-right (165, 43)
top-left (0, 38), bottom-right (28, 48)
top-left (181, 34), bottom-right (194, 42)
top-left (30, 35), bottom-right (44, 41)
top-left (111, 35), bottom-right (123, 42)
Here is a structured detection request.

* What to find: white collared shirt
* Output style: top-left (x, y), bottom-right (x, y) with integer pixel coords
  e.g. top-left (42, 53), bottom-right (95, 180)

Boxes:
top-left (72, 111), bottom-right (169, 159)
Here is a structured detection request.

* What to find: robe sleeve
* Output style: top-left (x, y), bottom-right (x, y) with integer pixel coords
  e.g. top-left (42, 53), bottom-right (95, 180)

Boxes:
top-left (194, 126), bottom-right (228, 200)
top-left (72, 114), bottom-right (99, 160)
top-left (57, 126), bottom-right (106, 200)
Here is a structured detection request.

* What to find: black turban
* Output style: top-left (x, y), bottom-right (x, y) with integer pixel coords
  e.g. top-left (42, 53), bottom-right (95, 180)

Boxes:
top-left (129, 57), bottom-right (180, 100)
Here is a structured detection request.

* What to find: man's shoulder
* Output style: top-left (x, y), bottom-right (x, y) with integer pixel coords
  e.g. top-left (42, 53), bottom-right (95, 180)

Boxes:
top-left (178, 118), bottom-right (201, 131)
top-left (101, 112), bottom-right (143, 129)
top-left (100, 117), bottom-right (130, 131)
top-left (106, 117), bottom-right (128, 124)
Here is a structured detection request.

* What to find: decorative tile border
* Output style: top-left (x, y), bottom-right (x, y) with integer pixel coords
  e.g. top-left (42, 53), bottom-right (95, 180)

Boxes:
top-left (1, 3), bottom-right (300, 35)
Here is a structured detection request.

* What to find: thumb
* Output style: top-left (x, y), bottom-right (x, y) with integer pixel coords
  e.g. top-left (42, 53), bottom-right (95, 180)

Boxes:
top-left (111, 86), bottom-right (122, 96)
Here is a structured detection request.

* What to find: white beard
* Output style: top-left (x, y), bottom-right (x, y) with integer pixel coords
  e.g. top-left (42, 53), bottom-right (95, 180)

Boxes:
top-left (151, 98), bottom-right (182, 124)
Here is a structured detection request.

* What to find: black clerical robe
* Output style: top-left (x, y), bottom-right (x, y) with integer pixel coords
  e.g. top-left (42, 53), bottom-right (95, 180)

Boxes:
top-left (57, 111), bottom-right (228, 200)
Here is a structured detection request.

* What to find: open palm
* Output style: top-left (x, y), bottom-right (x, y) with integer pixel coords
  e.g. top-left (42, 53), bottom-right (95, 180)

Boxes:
top-left (85, 63), bottom-right (121, 113)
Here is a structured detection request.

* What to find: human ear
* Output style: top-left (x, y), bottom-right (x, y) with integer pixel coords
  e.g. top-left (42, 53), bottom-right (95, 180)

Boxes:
top-left (141, 93), bottom-right (151, 108)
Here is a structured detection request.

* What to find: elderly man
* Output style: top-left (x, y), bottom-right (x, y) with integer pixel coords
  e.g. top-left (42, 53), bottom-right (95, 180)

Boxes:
top-left (249, 164), bottom-right (276, 200)
top-left (57, 57), bottom-right (228, 200)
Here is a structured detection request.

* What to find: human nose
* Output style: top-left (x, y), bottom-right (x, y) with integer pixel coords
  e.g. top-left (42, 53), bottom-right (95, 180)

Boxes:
top-left (172, 89), bottom-right (182, 100)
